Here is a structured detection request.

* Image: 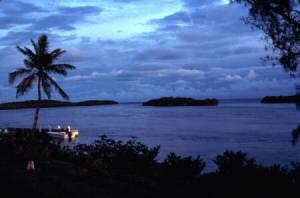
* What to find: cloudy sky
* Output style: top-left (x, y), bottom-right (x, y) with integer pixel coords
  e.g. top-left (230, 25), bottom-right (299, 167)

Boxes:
top-left (0, 0), bottom-right (296, 102)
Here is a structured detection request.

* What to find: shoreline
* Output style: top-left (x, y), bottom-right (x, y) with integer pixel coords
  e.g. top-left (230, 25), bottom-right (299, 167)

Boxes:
top-left (0, 99), bottom-right (119, 110)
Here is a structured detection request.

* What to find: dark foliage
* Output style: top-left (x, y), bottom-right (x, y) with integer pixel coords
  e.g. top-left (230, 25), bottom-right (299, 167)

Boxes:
top-left (214, 151), bottom-right (256, 175)
top-left (72, 135), bottom-right (161, 175)
top-left (143, 97), bottom-right (219, 106)
top-left (261, 95), bottom-right (300, 103)
top-left (0, 133), bottom-right (300, 197)
top-left (292, 125), bottom-right (300, 145)
top-left (162, 152), bottom-right (205, 177)
top-left (0, 99), bottom-right (118, 110)
top-left (233, 0), bottom-right (300, 76)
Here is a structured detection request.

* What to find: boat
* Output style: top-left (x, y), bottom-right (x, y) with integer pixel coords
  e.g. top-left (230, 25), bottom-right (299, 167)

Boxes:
top-left (47, 131), bottom-right (69, 139)
top-left (0, 126), bottom-right (80, 141)
top-left (46, 125), bottom-right (79, 140)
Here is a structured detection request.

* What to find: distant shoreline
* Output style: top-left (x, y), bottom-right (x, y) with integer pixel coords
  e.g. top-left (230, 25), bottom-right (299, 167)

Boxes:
top-left (143, 97), bottom-right (219, 107)
top-left (261, 95), bottom-right (300, 104)
top-left (0, 100), bottom-right (118, 110)
top-left (2, 96), bottom-right (297, 110)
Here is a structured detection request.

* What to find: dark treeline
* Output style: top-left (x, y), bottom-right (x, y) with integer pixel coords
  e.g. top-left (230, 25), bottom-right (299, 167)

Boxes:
top-left (261, 95), bottom-right (300, 103)
top-left (143, 97), bottom-right (219, 106)
top-left (0, 100), bottom-right (118, 110)
top-left (0, 132), bottom-right (300, 198)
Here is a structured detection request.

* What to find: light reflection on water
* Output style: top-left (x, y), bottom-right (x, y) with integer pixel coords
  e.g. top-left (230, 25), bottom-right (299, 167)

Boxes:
top-left (1, 102), bottom-right (300, 171)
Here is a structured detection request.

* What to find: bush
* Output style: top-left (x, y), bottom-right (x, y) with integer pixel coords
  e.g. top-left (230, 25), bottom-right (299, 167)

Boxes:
top-left (72, 135), bottom-right (160, 175)
top-left (162, 152), bottom-right (205, 178)
top-left (214, 150), bottom-right (256, 175)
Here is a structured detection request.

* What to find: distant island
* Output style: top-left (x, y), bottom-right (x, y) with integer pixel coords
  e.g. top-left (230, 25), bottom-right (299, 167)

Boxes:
top-left (261, 95), bottom-right (300, 104)
top-left (143, 97), bottom-right (219, 106)
top-left (0, 100), bottom-right (118, 110)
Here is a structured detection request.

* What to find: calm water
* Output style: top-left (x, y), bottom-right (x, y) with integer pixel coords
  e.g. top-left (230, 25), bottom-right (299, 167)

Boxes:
top-left (1, 101), bottom-right (300, 170)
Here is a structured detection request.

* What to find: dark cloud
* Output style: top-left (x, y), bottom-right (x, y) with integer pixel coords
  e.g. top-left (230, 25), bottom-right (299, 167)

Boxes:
top-left (154, 4), bottom-right (251, 34)
top-left (0, 30), bottom-right (76, 47)
top-left (0, 15), bottom-right (33, 29)
top-left (58, 6), bottom-right (102, 15)
top-left (182, 0), bottom-right (219, 8)
top-left (0, 1), bottom-right (47, 29)
top-left (151, 11), bottom-right (191, 26)
top-left (29, 6), bottom-right (102, 31)
top-left (1, 0), bottom-right (47, 15)
top-left (0, 1), bottom-right (102, 31)
top-left (30, 15), bottom-right (77, 30)
top-left (111, 0), bottom-right (144, 3)
top-left (144, 3), bottom-right (265, 70)
top-left (135, 47), bottom-right (186, 61)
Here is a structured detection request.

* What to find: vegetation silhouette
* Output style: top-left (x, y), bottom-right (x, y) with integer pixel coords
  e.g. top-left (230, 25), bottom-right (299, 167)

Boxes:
top-left (292, 125), bottom-right (300, 145)
top-left (0, 99), bottom-right (118, 110)
top-left (261, 95), bottom-right (300, 103)
top-left (233, 0), bottom-right (300, 76)
top-left (9, 34), bottom-right (76, 129)
top-left (143, 97), bottom-right (218, 106)
top-left (0, 132), bottom-right (300, 198)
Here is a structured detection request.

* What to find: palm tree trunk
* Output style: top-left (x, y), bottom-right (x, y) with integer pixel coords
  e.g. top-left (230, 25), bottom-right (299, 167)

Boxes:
top-left (29, 78), bottom-right (42, 171)
top-left (32, 78), bottom-right (41, 129)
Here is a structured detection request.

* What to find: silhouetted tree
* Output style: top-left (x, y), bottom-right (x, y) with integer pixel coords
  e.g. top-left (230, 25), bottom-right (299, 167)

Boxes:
top-left (9, 34), bottom-right (76, 128)
top-left (163, 152), bottom-right (206, 177)
top-left (292, 125), bottom-right (300, 145)
top-left (233, 0), bottom-right (300, 76)
top-left (214, 150), bottom-right (256, 175)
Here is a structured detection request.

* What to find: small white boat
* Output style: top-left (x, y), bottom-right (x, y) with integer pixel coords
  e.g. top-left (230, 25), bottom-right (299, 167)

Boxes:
top-left (46, 125), bottom-right (79, 140)
top-left (47, 131), bottom-right (69, 139)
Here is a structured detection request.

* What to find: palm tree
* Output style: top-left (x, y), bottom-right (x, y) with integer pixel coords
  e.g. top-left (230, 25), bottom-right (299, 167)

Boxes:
top-left (9, 34), bottom-right (76, 129)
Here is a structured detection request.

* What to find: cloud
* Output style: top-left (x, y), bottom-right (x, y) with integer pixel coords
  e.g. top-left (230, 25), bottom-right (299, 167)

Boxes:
top-left (58, 6), bottom-right (102, 16)
top-left (0, 1), bottom-right (47, 30)
top-left (151, 11), bottom-right (191, 26)
top-left (63, 74), bottom-right (294, 102)
top-left (135, 47), bottom-right (186, 61)
top-left (224, 74), bottom-right (242, 81)
top-left (66, 68), bottom-right (205, 81)
top-left (1, 1), bottom-right (47, 15)
top-left (29, 6), bottom-right (102, 31)
top-left (182, 0), bottom-right (220, 8)
top-left (111, 0), bottom-right (144, 2)
top-left (246, 69), bottom-right (257, 80)
top-left (224, 69), bottom-right (258, 82)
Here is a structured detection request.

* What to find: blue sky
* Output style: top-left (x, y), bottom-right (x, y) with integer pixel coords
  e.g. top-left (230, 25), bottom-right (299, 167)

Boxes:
top-left (0, 0), bottom-right (296, 102)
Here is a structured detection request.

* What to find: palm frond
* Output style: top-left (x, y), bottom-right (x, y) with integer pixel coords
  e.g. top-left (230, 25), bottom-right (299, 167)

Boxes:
top-left (41, 78), bottom-right (52, 99)
top-left (45, 64), bottom-right (76, 76)
top-left (50, 48), bottom-right (66, 60)
top-left (45, 74), bottom-right (70, 100)
top-left (9, 68), bottom-right (33, 84)
top-left (30, 39), bottom-right (39, 54)
top-left (24, 59), bottom-right (35, 68)
top-left (16, 46), bottom-right (35, 60)
top-left (16, 74), bottom-right (36, 98)
top-left (38, 34), bottom-right (49, 55)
